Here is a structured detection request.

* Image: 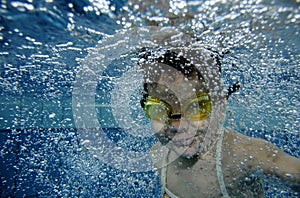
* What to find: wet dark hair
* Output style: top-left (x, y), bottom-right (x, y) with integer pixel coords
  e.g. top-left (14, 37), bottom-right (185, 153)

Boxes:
top-left (139, 47), bottom-right (206, 81)
top-left (139, 47), bottom-right (240, 108)
top-left (139, 47), bottom-right (208, 109)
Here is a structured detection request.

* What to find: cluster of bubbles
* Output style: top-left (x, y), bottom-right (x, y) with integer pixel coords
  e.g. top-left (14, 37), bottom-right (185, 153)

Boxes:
top-left (0, 0), bottom-right (299, 197)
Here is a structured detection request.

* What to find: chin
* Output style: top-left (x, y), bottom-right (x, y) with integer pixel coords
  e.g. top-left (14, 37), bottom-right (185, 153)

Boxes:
top-left (181, 147), bottom-right (199, 159)
top-left (169, 144), bottom-right (199, 159)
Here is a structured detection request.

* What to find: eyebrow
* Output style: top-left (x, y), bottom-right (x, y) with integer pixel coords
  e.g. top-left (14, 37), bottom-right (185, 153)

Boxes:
top-left (146, 83), bottom-right (179, 102)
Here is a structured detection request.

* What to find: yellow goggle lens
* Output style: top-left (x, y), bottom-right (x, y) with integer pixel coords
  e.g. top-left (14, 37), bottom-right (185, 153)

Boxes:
top-left (144, 97), bottom-right (172, 123)
top-left (182, 93), bottom-right (212, 121)
top-left (144, 93), bottom-right (212, 122)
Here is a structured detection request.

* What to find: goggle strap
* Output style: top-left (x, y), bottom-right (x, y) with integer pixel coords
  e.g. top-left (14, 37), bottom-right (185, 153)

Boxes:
top-left (169, 113), bottom-right (182, 120)
top-left (227, 82), bottom-right (240, 99)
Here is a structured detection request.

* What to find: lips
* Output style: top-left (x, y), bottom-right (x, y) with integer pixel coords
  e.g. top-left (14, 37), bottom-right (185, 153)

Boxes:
top-left (171, 136), bottom-right (195, 147)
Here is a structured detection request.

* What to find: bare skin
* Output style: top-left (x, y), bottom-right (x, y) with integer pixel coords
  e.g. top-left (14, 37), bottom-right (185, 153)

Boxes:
top-left (151, 129), bottom-right (300, 197)
top-left (148, 73), bottom-right (300, 197)
top-left (222, 129), bottom-right (300, 196)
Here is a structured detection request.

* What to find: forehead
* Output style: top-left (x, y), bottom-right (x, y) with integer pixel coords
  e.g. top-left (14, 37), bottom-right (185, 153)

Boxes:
top-left (143, 60), bottom-right (209, 105)
top-left (140, 47), bottom-right (226, 103)
top-left (146, 72), bottom-right (206, 104)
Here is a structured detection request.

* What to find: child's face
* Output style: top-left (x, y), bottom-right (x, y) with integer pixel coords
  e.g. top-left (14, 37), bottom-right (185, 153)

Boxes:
top-left (146, 72), bottom-right (212, 158)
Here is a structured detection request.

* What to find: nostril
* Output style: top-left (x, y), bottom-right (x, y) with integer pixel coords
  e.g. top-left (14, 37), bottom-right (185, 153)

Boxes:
top-left (170, 127), bottom-right (178, 134)
top-left (155, 133), bottom-right (172, 145)
top-left (163, 126), bottom-right (177, 135)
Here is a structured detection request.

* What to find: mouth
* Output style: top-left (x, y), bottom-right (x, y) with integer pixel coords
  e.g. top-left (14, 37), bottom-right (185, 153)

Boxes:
top-left (163, 128), bottom-right (208, 158)
top-left (171, 136), bottom-right (195, 147)
top-left (156, 126), bottom-right (208, 148)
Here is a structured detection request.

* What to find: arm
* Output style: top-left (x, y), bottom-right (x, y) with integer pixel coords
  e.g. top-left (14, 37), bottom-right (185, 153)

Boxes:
top-left (250, 137), bottom-right (300, 184)
top-left (224, 130), bottom-right (300, 184)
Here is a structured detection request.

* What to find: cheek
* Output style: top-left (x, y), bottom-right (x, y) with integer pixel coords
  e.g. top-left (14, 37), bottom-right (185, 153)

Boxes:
top-left (189, 119), bottom-right (210, 129)
top-left (151, 120), bottom-right (165, 132)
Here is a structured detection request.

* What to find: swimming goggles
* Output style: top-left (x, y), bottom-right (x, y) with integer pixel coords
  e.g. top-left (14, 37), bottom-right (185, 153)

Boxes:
top-left (143, 93), bottom-right (212, 123)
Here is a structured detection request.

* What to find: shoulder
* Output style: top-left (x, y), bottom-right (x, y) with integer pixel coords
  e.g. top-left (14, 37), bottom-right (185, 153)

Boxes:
top-left (222, 128), bottom-right (254, 150)
top-left (222, 128), bottom-right (287, 168)
top-left (223, 128), bottom-right (273, 151)
top-left (222, 129), bottom-right (276, 167)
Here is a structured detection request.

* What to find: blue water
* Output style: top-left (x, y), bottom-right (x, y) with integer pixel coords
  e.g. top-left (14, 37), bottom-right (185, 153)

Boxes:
top-left (1, 0), bottom-right (299, 197)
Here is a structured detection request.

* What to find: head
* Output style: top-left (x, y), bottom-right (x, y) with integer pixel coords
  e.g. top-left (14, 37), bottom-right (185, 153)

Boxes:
top-left (139, 47), bottom-right (227, 159)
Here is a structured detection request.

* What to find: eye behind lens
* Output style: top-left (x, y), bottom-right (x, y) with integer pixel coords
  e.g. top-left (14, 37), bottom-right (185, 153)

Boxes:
top-left (144, 96), bottom-right (174, 122)
top-left (180, 93), bottom-right (212, 120)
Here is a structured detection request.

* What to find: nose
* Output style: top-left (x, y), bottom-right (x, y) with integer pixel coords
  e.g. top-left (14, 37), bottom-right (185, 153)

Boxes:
top-left (170, 119), bottom-right (189, 130)
top-left (171, 120), bottom-right (180, 129)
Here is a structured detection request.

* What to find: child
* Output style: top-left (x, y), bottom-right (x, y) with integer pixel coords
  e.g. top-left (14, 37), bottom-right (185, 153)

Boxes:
top-left (139, 43), bottom-right (300, 197)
